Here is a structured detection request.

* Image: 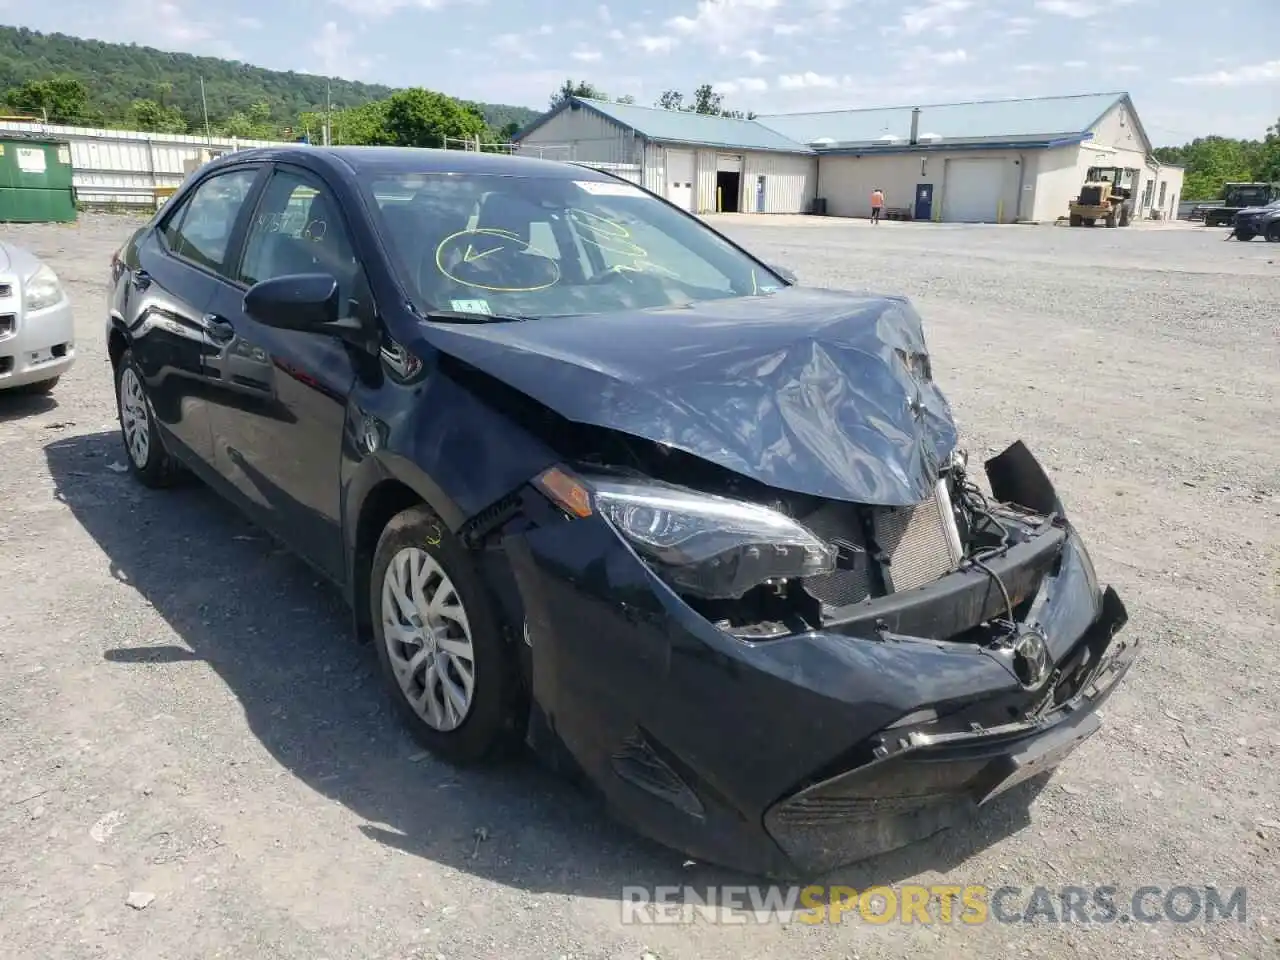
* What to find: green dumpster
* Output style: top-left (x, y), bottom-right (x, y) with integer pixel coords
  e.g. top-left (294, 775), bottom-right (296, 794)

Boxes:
top-left (0, 138), bottom-right (77, 223)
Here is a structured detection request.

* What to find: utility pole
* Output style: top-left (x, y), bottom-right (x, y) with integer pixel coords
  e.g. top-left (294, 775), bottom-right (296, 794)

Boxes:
top-left (324, 81), bottom-right (332, 147)
top-left (199, 76), bottom-right (212, 144)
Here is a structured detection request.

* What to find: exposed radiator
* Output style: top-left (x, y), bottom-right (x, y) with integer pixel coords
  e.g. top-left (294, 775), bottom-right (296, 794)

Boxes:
top-left (875, 479), bottom-right (964, 592)
top-left (800, 479), bottom-right (964, 607)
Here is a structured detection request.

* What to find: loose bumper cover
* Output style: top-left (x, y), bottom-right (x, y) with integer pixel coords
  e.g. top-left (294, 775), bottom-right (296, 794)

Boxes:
top-left (503, 444), bottom-right (1138, 878)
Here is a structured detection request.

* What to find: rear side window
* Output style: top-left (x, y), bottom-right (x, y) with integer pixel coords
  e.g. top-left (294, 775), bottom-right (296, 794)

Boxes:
top-left (161, 168), bottom-right (259, 273)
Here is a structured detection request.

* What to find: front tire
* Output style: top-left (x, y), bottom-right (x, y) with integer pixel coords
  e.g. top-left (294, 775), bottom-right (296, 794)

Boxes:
top-left (370, 504), bottom-right (527, 765)
top-left (115, 348), bottom-right (180, 488)
top-left (1266, 222), bottom-right (1280, 243)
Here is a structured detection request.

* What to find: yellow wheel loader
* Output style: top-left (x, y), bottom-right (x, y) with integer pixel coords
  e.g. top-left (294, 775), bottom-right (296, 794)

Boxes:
top-left (1068, 166), bottom-right (1138, 228)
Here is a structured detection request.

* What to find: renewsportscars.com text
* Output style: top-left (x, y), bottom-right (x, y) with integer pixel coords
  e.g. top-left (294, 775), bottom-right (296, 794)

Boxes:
top-left (620, 884), bottom-right (1247, 925)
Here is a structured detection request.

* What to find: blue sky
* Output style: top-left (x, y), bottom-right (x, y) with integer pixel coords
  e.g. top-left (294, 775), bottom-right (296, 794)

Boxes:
top-left (4, 0), bottom-right (1278, 143)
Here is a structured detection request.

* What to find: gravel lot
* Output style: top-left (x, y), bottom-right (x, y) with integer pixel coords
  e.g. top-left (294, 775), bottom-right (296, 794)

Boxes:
top-left (1, 212), bottom-right (1277, 960)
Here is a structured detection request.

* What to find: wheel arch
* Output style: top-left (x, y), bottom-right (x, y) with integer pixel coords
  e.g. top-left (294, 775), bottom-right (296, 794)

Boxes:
top-left (345, 453), bottom-right (467, 645)
top-left (107, 316), bottom-right (130, 371)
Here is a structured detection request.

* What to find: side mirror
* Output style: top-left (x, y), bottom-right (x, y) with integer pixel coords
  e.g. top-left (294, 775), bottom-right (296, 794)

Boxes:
top-left (244, 273), bottom-right (341, 333)
top-left (770, 264), bottom-right (798, 285)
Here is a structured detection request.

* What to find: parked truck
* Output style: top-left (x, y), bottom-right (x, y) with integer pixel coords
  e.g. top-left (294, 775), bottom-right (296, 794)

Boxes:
top-left (1068, 166), bottom-right (1137, 227)
top-left (1203, 182), bottom-right (1280, 226)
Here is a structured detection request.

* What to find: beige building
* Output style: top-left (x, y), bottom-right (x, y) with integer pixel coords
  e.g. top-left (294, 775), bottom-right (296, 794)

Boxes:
top-left (514, 91), bottom-right (1184, 224)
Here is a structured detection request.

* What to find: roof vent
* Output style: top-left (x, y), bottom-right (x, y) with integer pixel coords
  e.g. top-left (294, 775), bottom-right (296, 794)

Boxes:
top-left (917, 132), bottom-right (942, 142)
top-left (877, 133), bottom-right (902, 143)
top-left (808, 136), bottom-right (836, 146)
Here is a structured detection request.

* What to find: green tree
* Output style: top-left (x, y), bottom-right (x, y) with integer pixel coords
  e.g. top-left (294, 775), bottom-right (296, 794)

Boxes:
top-left (690, 83), bottom-right (722, 116)
top-left (5, 74), bottom-right (88, 122)
top-left (0, 24), bottom-right (539, 136)
top-left (384, 87), bottom-right (487, 148)
top-left (551, 79), bottom-right (605, 108)
top-left (1154, 135), bottom-right (1269, 200)
top-left (130, 98), bottom-right (187, 133)
top-left (656, 89), bottom-right (684, 111)
top-left (655, 85), bottom-right (755, 119)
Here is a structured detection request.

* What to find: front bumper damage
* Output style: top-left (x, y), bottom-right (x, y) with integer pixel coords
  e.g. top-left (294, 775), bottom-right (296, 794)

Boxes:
top-left (502, 442), bottom-right (1138, 879)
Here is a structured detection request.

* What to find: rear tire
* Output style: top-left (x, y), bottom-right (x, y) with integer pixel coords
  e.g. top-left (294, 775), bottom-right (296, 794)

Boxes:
top-left (1069, 214), bottom-right (1083, 227)
top-left (1235, 229), bottom-right (1256, 242)
top-left (115, 348), bottom-right (181, 489)
top-left (370, 504), bottom-right (527, 765)
top-left (1266, 222), bottom-right (1280, 243)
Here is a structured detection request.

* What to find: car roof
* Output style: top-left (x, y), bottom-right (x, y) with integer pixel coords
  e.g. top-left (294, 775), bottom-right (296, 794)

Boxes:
top-left (215, 145), bottom-right (609, 181)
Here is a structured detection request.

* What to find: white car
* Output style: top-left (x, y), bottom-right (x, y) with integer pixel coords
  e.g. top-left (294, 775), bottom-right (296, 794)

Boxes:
top-left (0, 242), bottom-right (75, 393)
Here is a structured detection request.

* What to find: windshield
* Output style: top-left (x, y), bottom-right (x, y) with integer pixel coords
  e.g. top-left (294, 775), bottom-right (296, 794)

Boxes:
top-left (1226, 185), bottom-right (1269, 205)
top-left (362, 171), bottom-right (784, 319)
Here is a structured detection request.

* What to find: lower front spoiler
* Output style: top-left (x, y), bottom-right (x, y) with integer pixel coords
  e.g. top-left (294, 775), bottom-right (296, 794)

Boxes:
top-left (761, 587), bottom-right (1138, 878)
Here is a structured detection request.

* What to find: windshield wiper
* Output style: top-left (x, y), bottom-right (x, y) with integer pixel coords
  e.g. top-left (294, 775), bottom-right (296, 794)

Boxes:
top-left (415, 307), bottom-right (533, 324)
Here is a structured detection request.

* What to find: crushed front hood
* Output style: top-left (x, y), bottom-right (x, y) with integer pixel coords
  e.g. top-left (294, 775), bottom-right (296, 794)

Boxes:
top-left (416, 285), bottom-right (959, 506)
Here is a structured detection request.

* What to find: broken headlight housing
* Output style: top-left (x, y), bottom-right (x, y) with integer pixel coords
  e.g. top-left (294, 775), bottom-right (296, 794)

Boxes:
top-left (589, 477), bottom-right (837, 600)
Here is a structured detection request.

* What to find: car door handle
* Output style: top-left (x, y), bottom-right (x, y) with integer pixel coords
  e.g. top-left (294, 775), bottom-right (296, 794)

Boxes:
top-left (204, 314), bottom-right (236, 344)
top-left (131, 270), bottom-right (152, 291)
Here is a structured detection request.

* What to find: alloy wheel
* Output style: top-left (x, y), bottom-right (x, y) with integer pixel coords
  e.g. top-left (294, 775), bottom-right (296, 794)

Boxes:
top-left (380, 547), bottom-right (477, 732)
top-left (119, 367), bottom-right (151, 469)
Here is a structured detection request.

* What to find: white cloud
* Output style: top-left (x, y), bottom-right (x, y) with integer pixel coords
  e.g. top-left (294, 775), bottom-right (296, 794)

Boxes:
top-left (1174, 60), bottom-right (1280, 86)
top-left (667, 0), bottom-right (784, 52)
top-left (1113, 64), bottom-right (1140, 73)
top-left (312, 20), bottom-right (372, 75)
top-left (715, 76), bottom-right (770, 94)
top-left (235, 15), bottom-right (262, 29)
top-left (572, 48), bottom-right (603, 62)
top-left (598, 3), bottom-right (611, 22)
top-left (534, 24), bottom-right (554, 35)
top-left (668, 0), bottom-right (779, 33)
top-left (900, 0), bottom-right (972, 36)
top-left (744, 49), bottom-right (771, 65)
top-left (1005, 15), bottom-right (1034, 35)
top-left (328, 0), bottom-right (447, 16)
top-left (1063, 59), bottom-right (1087, 68)
top-left (901, 45), bottom-right (969, 66)
top-left (778, 71), bottom-right (840, 90)
top-left (932, 48), bottom-right (968, 65)
top-left (773, 22), bottom-right (801, 34)
top-left (607, 28), bottom-right (625, 40)
top-left (493, 32), bottom-right (536, 61)
top-left (1014, 63), bottom-right (1051, 73)
top-left (1035, 0), bottom-right (1098, 18)
top-left (637, 34), bottom-right (677, 53)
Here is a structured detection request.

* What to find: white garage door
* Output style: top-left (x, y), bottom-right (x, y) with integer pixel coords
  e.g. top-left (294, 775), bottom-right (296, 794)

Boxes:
top-left (942, 158), bottom-right (1005, 223)
top-left (665, 149), bottom-right (695, 211)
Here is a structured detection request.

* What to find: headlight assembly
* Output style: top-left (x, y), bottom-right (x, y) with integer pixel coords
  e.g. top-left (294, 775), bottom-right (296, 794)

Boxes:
top-left (24, 264), bottom-right (64, 313)
top-left (535, 467), bottom-right (836, 600)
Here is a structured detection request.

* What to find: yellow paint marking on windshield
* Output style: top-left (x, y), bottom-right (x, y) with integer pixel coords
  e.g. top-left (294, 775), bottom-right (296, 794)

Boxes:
top-left (462, 243), bottom-right (503, 263)
top-left (434, 227), bottom-right (562, 294)
top-left (569, 208), bottom-right (650, 260)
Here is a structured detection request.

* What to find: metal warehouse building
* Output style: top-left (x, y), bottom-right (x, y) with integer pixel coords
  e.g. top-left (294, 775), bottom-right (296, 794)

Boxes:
top-left (514, 91), bottom-right (1184, 224)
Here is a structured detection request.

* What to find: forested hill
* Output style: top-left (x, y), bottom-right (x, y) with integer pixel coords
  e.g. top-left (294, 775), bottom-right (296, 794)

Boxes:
top-left (0, 25), bottom-right (539, 134)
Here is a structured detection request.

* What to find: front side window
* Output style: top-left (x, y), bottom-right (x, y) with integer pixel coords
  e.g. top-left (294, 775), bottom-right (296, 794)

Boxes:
top-left (239, 168), bottom-right (362, 310)
top-left (162, 168), bottom-right (259, 273)
top-left (363, 172), bottom-right (783, 319)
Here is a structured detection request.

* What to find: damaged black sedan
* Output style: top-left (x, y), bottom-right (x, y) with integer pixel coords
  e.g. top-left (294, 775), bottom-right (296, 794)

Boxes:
top-left (105, 146), bottom-right (1138, 878)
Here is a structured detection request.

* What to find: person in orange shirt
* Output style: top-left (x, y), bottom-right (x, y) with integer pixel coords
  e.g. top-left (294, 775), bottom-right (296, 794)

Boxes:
top-left (870, 188), bottom-right (885, 224)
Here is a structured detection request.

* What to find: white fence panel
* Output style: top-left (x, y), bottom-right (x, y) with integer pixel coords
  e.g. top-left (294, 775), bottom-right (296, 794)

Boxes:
top-left (0, 120), bottom-right (287, 209)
